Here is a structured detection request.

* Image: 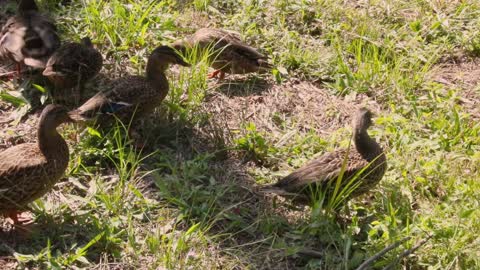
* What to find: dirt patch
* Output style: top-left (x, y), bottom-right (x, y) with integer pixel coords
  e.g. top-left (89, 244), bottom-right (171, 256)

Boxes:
top-left (204, 77), bottom-right (381, 139)
top-left (0, 257), bottom-right (17, 269)
top-left (431, 60), bottom-right (480, 120)
top-left (0, 107), bottom-right (39, 151)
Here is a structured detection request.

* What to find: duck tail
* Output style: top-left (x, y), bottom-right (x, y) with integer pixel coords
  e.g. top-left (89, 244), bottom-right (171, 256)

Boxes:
top-left (68, 109), bottom-right (88, 122)
top-left (258, 185), bottom-right (292, 196)
top-left (257, 59), bottom-right (273, 73)
top-left (101, 102), bottom-right (132, 114)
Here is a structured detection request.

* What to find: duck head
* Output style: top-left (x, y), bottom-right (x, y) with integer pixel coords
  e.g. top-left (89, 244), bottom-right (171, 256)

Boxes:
top-left (18, 0), bottom-right (39, 14)
top-left (39, 104), bottom-right (74, 130)
top-left (352, 107), bottom-right (374, 133)
top-left (145, 45), bottom-right (190, 80)
top-left (80, 37), bottom-right (94, 47)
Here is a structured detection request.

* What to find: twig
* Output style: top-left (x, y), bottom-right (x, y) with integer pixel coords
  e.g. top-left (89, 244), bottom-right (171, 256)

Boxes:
top-left (382, 235), bottom-right (433, 270)
top-left (297, 248), bottom-right (323, 258)
top-left (0, 71), bottom-right (16, 78)
top-left (0, 240), bottom-right (16, 254)
top-left (0, 116), bottom-right (14, 124)
top-left (355, 237), bottom-right (411, 270)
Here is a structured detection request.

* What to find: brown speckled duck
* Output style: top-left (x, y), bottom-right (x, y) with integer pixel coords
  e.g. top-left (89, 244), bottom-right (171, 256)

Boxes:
top-left (43, 37), bottom-right (103, 102)
top-left (0, 0), bottom-right (60, 75)
top-left (172, 28), bottom-right (272, 80)
top-left (0, 105), bottom-right (72, 224)
top-left (69, 45), bottom-right (190, 127)
top-left (262, 108), bottom-right (387, 205)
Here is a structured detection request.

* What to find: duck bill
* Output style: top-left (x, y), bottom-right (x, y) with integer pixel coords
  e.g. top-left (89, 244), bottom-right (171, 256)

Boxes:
top-left (176, 57), bottom-right (191, 67)
top-left (42, 67), bottom-right (56, 76)
top-left (67, 110), bottom-right (87, 122)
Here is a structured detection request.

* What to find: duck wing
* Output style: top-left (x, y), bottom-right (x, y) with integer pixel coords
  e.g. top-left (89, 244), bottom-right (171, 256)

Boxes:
top-left (70, 76), bottom-right (152, 120)
top-left (0, 17), bottom-right (27, 62)
top-left (209, 34), bottom-right (272, 72)
top-left (273, 149), bottom-right (369, 192)
top-left (43, 40), bottom-right (102, 81)
top-left (0, 144), bottom-right (46, 194)
top-left (22, 12), bottom-right (60, 68)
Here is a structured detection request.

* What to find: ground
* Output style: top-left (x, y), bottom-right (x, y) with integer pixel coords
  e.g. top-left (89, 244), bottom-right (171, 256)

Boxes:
top-left (0, 0), bottom-right (480, 269)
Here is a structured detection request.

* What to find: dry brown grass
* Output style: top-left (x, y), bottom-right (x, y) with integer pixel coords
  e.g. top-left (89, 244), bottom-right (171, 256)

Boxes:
top-left (432, 60), bottom-right (480, 120)
top-left (205, 77), bottom-right (382, 138)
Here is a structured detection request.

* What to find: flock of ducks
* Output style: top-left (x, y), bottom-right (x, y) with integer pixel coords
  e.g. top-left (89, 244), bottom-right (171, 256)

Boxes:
top-left (0, 0), bottom-right (387, 227)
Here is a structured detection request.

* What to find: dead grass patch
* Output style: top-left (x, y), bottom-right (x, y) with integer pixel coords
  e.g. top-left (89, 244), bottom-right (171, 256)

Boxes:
top-left (432, 60), bottom-right (480, 120)
top-left (205, 77), bottom-right (382, 137)
top-left (0, 105), bottom-right (38, 151)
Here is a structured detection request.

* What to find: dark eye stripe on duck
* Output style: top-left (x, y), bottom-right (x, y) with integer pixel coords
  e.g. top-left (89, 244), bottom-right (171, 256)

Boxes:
top-left (151, 45), bottom-right (191, 67)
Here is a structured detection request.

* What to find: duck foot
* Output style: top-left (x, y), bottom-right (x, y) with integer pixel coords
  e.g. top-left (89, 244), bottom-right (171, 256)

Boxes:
top-left (0, 63), bottom-right (23, 81)
top-left (133, 141), bottom-right (146, 150)
top-left (179, 90), bottom-right (189, 104)
top-left (207, 70), bottom-right (226, 80)
top-left (0, 71), bottom-right (17, 81)
top-left (5, 211), bottom-right (34, 226)
top-left (128, 129), bottom-right (146, 150)
top-left (16, 63), bottom-right (21, 77)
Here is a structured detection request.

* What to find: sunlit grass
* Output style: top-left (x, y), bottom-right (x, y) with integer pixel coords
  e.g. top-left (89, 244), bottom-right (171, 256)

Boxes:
top-left (0, 0), bottom-right (479, 269)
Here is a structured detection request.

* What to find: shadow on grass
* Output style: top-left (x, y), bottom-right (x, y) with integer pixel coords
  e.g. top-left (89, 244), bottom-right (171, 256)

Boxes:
top-left (0, 211), bottom-right (120, 266)
top-left (0, 92), bottom-right (414, 269)
top-left (129, 112), bottom-right (413, 269)
top-left (211, 76), bottom-right (274, 98)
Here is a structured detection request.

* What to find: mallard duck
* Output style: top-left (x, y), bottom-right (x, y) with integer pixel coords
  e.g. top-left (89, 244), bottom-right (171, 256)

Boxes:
top-left (0, 0), bottom-right (60, 75)
top-left (172, 28), bottom-right (272, 80)
top-left (262, 108), bottom-right (387, 205)
top-left (43, 37), bottom-right (103, 102)
top-left (0, 104), bottom-right (72, 224)
top-left (69, 45), bottom-right (190, 127)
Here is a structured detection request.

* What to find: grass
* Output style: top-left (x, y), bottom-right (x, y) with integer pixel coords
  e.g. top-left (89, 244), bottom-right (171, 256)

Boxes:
top-left (1, 0), bottom-right (480, 269)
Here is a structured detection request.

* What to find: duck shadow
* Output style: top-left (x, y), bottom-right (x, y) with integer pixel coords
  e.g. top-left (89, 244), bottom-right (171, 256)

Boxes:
top-left (0, 71), bottom-right (113, 115)
top-left (0, 0), bottom-right (15, 21)
top-left (47, 72), bottom-right (114, 109)
top-left (0, 95), bottom-right (414, 268)
top-left (0, 214), bottom-right (107, 263)
top-left (210, 76), bottom-right (275, 98)
top-left (126, 112), bottom-right (396, 268)
top-left (134, 106), bottom-right (419, 268)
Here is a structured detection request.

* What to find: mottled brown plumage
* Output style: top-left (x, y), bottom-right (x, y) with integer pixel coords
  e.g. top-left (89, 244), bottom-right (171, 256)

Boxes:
top-left (0, 105), bottom-right (72, 224)
top-left (0, 0), bottom-right (60, 70)
top-left (172, 28), bottom-right (272, 79)
top-left (43, 37), bottom-right (103, 100)
top-left (69, 45), bottom-right (190, 126)
top-left (263, 108), bottom-right (387, 204)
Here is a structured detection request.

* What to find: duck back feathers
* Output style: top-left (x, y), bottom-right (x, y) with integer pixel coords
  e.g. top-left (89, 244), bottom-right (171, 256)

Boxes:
top-left (43, 37), bottom-right (103, 89)
top-left (0, 0), bottom-right (60, 68)
top-left (172, 28), bottom-right (272, 75)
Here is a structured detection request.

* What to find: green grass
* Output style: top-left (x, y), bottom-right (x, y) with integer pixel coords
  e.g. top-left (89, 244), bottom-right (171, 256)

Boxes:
top-left (1, 0), bottom-right (480, 269)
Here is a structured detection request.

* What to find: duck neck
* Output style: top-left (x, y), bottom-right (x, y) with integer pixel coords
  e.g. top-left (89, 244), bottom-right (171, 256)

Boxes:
top-left (171, 40), bottom-right (187, 54)
top-left (18, 0), bottom-right (39, 13)
top-left (353, 128), bottom-right (380, 160)
top-left (38, 121), bottom-right (67, 159)
top-left (146, 61), bottom-right (169, 94)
